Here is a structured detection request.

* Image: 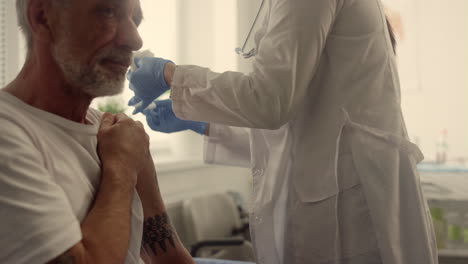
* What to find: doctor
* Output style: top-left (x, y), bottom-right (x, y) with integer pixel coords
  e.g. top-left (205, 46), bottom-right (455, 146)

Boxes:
top-left (128, 0), bottom-right (438, 263)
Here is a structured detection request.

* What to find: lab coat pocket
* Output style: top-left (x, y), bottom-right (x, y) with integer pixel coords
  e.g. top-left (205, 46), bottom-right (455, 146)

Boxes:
top-left (291, 122), bottom-right (360, 204)
top-left (290, 150), bottom-right (379, 263)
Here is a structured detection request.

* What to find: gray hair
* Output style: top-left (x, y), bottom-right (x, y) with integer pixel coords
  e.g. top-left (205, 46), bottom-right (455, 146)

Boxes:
top-left (16, 0), bottom-right (70, 52)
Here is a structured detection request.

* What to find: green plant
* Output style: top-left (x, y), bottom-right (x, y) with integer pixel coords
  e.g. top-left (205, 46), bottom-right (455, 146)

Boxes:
top-left (97, 97), bottom-right (127, 114)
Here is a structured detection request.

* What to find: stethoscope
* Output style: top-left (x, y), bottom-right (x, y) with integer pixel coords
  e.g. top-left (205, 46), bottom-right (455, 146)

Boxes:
top-left (235, 0), bottom-right (266, 58)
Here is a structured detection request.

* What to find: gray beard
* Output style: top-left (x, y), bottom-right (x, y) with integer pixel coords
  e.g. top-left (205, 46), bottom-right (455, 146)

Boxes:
top-left (52, 40), bottom-right (125, 98)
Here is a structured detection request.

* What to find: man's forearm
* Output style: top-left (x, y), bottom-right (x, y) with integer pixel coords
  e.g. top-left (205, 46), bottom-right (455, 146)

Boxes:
top-left (48, 165), bottom-right (136, 264)
top-left (136, 157), bottom-right (194, 264)
top-left (79, 165), bottom-right (136, 263)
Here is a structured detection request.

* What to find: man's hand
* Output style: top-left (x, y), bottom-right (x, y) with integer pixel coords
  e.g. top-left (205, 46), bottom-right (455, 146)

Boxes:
top-left (97, 112), bottom-right (150, 186)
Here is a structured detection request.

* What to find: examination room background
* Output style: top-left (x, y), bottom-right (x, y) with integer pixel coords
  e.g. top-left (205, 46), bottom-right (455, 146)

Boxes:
top-left (0, 0), bottom-right (467, 261)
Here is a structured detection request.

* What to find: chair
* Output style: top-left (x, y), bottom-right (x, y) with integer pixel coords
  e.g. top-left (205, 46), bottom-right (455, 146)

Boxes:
top-left (182, 192), bottom-right (255, 261)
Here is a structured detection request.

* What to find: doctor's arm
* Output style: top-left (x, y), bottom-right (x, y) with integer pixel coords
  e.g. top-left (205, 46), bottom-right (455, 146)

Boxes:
top-left (167, 0), bottom-right (338, 129)
top-left (142, 99), bottom-right (252, 168)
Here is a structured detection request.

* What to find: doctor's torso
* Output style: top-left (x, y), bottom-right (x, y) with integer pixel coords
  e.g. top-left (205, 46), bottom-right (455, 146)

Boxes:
top-left (247, 0), bottom-right (405, 204)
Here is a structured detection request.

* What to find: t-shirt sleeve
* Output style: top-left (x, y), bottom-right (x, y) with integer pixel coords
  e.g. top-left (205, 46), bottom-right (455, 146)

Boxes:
top-left (0, 123), bottom-right (82, 264)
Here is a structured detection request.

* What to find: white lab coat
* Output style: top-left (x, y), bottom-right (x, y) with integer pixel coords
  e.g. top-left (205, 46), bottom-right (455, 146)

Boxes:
top-left (170, 0), bottom-right (438, 263)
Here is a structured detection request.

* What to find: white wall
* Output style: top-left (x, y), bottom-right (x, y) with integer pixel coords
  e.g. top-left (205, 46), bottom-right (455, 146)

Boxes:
top-left (401, 0), bottom-right (468, 163)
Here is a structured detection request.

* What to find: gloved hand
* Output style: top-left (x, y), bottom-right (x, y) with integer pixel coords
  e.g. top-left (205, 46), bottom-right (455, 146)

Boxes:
top-left (143, 99), bottom-right (208, 135)
top-left (127, 57), bottom-right (174, 114)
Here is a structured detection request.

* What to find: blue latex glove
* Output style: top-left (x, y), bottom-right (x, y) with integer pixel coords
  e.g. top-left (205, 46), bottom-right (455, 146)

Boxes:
top-left (128, 57), bottom-right (173, 114)
top-left (143, 99), bottom-right (208, 135)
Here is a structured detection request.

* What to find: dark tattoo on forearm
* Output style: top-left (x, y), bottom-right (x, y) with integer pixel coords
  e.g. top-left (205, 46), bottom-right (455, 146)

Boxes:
top-left (142, 212), bottom-right (176, 256)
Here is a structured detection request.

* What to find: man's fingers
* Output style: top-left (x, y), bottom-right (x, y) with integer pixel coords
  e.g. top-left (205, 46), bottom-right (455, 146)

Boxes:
top-left (135, 121), bottom-right (150, 145)
top-left (113, 113), bottom-right (130, 124)
top-left (136, 121), bottom-right (144, 128)
top-left (100, 112), bottom-right (116, 129)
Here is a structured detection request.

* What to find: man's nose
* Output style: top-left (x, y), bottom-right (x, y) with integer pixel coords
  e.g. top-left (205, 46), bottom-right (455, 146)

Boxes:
top-left (116, 18), bottom-right (143, 51)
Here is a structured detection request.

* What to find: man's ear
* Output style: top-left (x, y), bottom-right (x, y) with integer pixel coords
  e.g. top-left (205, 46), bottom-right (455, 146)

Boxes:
top-left (27, 0), bottom-right (56, 44)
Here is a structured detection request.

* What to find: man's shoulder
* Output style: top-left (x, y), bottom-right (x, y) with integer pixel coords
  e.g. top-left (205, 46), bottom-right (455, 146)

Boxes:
top-left (0, 116), bottom-right (36, 151)
top-left (0, 98), bottom-right (38, 153)
top-left (0, 91), bottom-right (33, 122)
top-left (0, 109), bottom-right (30, 136)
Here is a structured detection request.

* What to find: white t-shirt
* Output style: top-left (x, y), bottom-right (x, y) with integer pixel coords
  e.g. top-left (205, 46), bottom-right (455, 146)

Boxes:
top-left (0, 91), bottom-right (144, 264)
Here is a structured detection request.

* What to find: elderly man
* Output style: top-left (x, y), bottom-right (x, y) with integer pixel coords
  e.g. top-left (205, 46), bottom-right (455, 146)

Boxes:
top-left (0, 0), bottom-right (194, 263)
